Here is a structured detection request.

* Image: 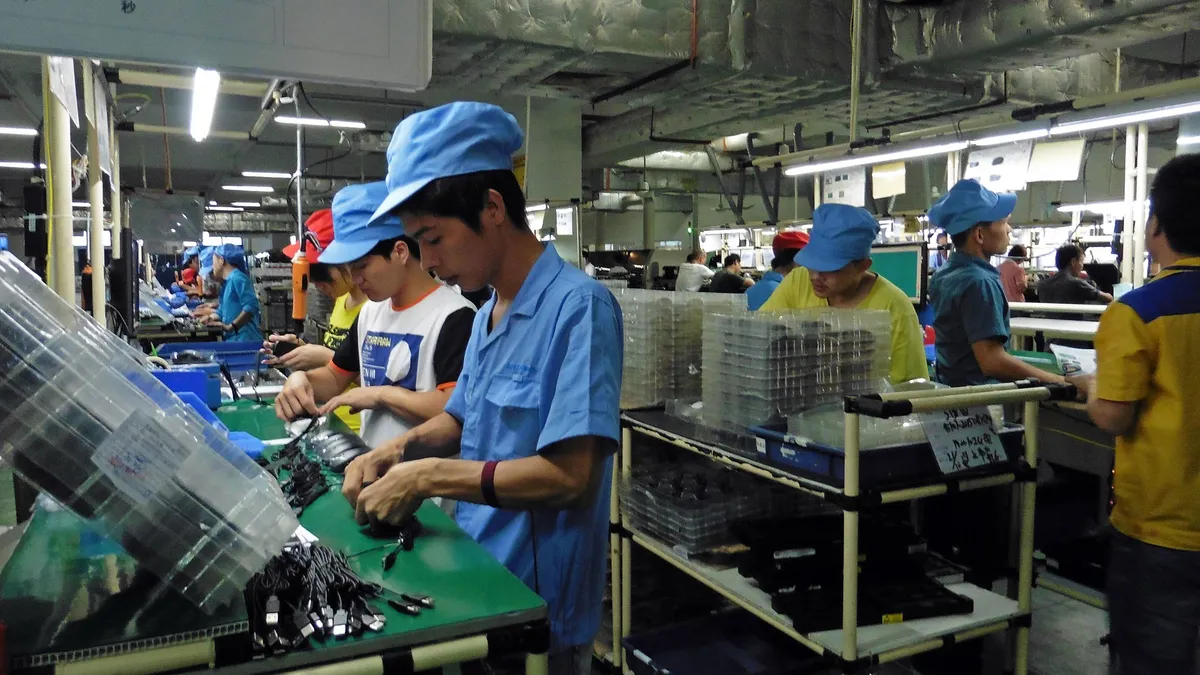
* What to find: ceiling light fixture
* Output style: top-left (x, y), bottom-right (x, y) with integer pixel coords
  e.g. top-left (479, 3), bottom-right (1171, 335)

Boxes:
top-left (231, 201), bottom-right (260, 208)
top-left (526, 202), bottom-right (550, 213)
top-left (972, 128), bottom-right (1049, 147)
top-left (72, 201), bottom-right (91, 207)
top-left (0, 161), bottom-right (45, 170)
top-left (189, 68), bottom-right (221, 142)
top-left (275, 116), bottom-right (365, 129)
top-left (241, 170), bottom-right (293, 179)
top-left (328, 120), bottom-right (366, 130)
top-left (0, 126), bottom-right (37, 137)
top-left (1056, 200), bottom-right (1147, 214)
top-left (209, 200), bottom-right (218, 206)
top-left (1051, 99), bottom-right (1200, 136)
top-left (1177, 135), bottom-right (1200, 145)
top-left (221, 185), bottom-right (274, 193)
top-left (784, 141), bottom-right (970, 177)
top-left (206, 206), bottom-right (244, 212)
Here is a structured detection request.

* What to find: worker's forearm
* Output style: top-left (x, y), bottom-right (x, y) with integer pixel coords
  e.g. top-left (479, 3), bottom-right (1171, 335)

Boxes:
top-left (307, 367), bottom-right (350, 404)
top-left (417, 454), bottom-right (592, 510)
top-left (983, 351), bottom-right (1065, 384)
top-left (230, 310), bottom-right (253, 329)
top-left (401, 412), bottom-right (464, 458)
top-left (375, 387), bottom-right (453, 426)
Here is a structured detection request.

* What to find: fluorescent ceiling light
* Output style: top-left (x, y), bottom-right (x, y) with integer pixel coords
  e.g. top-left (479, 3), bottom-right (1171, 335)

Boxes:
top-left (241, 170), bottom-right (293, 179)
top-left (784, 141), bottom-right (969, 177)
top-left (1051, 99), bottom-right (1200, 136)
top-left (1178, 135), bottom-right (1200, 145)
top-left (275, 115), bottom-right (365, 129)
top-left (972, 128), bottom-right (1049, 147)
top-left (231, 201), bottom-right (260, 208)
top-left (206, 206), bottom-right (244, 212)
top-left (72, 201), bottom-right (90, 207)
top-left (526, 203), bottom-right (550, 213)
top-left (1056, 200), bottom-right (1147, 214)
top-left (208, 200), bottom-right (218, 206)
top-left (0, 126), bottom-right (37, 136)
top-left (222, 185), bottom-right (274, 193)
top-left (0, 161), bottom-right (45, 170)
top-left (189, 68), bottom-right (221, 142)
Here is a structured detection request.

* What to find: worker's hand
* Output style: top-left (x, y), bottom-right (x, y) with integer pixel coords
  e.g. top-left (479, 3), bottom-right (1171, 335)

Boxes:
top-left (341, 437), bottom-right (407, 506)
top-left (319, 387), bottom-right (381, 416)
top-left (262, 333), bottom-right (300, 354)
top-left (269, 344), bottom-right (332, 371)
top-left (353, 459), bottom-right (434, 527)
top-left (1065, 374), bottom-right (1093, 402)
top-left (275, 372), bottom-right (320, 421)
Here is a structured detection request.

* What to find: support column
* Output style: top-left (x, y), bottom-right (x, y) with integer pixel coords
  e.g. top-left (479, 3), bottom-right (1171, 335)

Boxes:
top-left (43, 57), bottom-right (75, 302)
top-left (524, 97), bottom-right (583, 267)
top-left (83, 60), bottom-right (106, 322)
top-left (110, 101), bottom-right (122, 259)
top-left (1122, 125), bottom-right (1136, 284)
top-left (946, 152), bottom-right (962, 191)
top-left (1134, 123), bottom-right (1149, 287)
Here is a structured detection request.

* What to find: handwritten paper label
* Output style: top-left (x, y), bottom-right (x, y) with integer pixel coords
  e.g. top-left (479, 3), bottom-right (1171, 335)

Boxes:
top-left (555, 207), bottom-right (574, 236)
top-left (920, 406), bottom-right (1006, 474)
top-left (92, 410), bottom-right (189, 503)
top-left (755, 437), bottom-right (767, 456)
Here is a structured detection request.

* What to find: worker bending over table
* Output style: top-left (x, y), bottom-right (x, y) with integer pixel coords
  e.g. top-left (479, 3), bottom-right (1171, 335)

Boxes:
top-left (1088, 155), bottom-right (1200, 675)
top-left (203, 243), bottom-right (262, 343)
top-left (339, 102), bottom-right (623, 675)
top-left (759, 203), bottom-right (928, 385)
top-left (745, 230), bottom-right (807, 310)
top-left (264, 208), bottom-right (370, 433)
top-left (273, 182), bottom-right (475, 450)
top-left (1037, 243), bottom-right (1113, 305)
top-left (928, 180), bottom-right (1076, 388)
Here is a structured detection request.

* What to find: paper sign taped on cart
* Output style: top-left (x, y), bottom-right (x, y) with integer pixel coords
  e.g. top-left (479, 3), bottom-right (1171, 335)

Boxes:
top-left (920, 407), bottom-right (1006, 474)
top-left (1049, 344), bottom-right (1096, 376)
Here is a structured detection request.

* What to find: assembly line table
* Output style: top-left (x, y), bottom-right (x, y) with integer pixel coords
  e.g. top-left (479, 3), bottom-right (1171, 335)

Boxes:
top-left (1008, 317), bottom-right (1098, 350)
top-left (0, 401), bottom-right (549, 674)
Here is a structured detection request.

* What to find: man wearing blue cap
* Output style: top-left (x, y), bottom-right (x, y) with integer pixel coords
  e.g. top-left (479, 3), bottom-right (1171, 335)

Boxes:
top-left (338, 101), bottom-right (622, 673)
top-left (204, 243), bottom-right (262, 343)
top-left (759, 203), bottom-right (928, 385)
top-left (273, 182), bottom-right (476, 452)
top-left (928, 179), bottom-right (1070, 387)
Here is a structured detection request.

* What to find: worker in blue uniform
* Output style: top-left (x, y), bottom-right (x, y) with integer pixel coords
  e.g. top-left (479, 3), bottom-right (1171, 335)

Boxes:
top-left (338, 102), bottom-right (623, 675)
top-left (206, 243), bottom-right (262, 343)
top-left (928, 179), bottom-right (1071, 387)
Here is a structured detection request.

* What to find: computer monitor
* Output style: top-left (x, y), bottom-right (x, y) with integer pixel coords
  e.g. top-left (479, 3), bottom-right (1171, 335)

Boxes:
top-left (871, 242), bottom-right (929, 307)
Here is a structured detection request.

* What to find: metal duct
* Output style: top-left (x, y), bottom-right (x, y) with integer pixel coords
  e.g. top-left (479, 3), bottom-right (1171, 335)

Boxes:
top-left (203, 212), bottom-right (295, 233)
top-left (618, 150), bottom-right (733, 172)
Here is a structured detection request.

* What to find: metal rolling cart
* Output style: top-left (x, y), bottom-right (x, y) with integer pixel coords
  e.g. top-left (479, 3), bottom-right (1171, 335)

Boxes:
top-left (611, 381), bottom-right (1078, 674)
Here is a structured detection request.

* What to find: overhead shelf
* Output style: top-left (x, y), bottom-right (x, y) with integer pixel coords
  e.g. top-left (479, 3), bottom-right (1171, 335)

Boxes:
top-left (628, 527), bottom-right (1025, 663)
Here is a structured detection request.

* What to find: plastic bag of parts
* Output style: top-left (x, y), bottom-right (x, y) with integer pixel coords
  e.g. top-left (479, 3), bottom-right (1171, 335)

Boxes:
top-left (0, 252), bottom-right (298, 613)
top-left (787, 380), bottom-right (1004, 450)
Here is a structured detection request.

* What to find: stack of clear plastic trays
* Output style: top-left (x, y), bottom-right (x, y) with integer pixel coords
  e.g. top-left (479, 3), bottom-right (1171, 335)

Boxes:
top-left (0, 252), bottom-right (298, 613)
top-left (702, 308), bottom-right (891, 429)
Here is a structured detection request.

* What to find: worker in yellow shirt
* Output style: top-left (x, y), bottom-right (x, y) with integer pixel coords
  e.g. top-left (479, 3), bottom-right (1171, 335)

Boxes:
top-left (760, 203), bottom-right (928, 384)
top-left (1088, 155), bottom-right (1200, 675)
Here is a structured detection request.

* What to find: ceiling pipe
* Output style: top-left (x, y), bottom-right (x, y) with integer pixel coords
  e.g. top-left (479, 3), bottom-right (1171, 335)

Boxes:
top-left (710, 128), bottom-right (790, 153)
top-left (105, 68), bottom-right (269, 97)
top-left (618, 150), bottom-right (733, 172)
top-left (115, 121), bottom-right (252, 141)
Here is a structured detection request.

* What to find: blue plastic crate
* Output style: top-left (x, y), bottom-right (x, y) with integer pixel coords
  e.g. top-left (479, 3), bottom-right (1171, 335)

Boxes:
top-left (151, 365), bottom-right (222, 408)
top-left (749, 422), bottom-right (1025, 490)
top-left (157, 340), bottom-right (264, 377)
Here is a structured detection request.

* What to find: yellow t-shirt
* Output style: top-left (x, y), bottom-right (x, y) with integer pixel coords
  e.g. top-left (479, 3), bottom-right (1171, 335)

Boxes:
top-left (1095, 258), bottom-right (1200, 550)
top-left (323, 294), bottom-right (363, 434)
top-left (759, 268), bottom-right (929, 384)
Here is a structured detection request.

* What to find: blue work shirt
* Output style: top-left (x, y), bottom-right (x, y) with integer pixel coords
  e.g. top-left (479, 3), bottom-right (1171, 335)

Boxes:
top-left (746, 270), bottom-right (784, 311)
top-left (444, 245), bottom-right (624, 650)
top-left (929, 252), bottom-right (1010, 387)
top-left (217, 267), bottom-right (262, 343)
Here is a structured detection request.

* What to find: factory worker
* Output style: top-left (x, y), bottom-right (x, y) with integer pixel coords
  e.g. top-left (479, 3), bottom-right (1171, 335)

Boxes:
top-left (339, 101), bottom-right (622, 674)
top-left (192, 246), bottom-right (220, 318)
top-left (263, 208), bottom-right (369, 434)
top-left (745, 230), bottom-right (808, 310)
top-left (272, 182), bottom-right (475, 451)
top-left (928, 179), bottom-right (1074, 388)
top-left (176, 246), bottom-right (201, 294)
top-left (759, 204), bottom-right (928, 384)
top-left (205, 243), bottom-right (262, 343)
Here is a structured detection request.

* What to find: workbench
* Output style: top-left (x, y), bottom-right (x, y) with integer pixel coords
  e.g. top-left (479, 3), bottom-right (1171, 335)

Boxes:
top-left (137, 325), bottom-right (226, 351)
top-left (1008, 317), bottom-right (1098, 350)
top-left (0, 401), bottom-right (549, 674)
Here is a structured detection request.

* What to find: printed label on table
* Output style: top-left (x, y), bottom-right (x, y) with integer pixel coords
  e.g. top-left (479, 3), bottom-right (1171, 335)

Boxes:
top-left (882, 613), bottom-right (904, 624)
top-left (755, 437), bottom-right (767, 455)
top-left (920, 406), bottom-right (1006, 475)
top-left (92, 410), bottom-right (190, 503)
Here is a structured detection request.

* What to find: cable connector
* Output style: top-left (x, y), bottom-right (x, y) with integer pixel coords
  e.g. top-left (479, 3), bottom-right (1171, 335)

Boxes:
top-left (323, 606), bottom-right (334, 632)
top-left (332, 609), bottom-right (348, 638)
top-left (264, 595), bottom-right (280, 626)
top-left (309, 611), bottom-right (326, 638)
top-left (401, 592), bottom-right (434, 609)
top-left (292, 610), bottom-right (314, 643)
top-left (387, 598), bottom-right (421, 616)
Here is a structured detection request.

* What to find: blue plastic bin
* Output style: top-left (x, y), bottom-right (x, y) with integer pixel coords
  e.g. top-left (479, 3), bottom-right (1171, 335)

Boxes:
top-left (157, 341), bottom-right (264, 377)
top-left (152, 366), bottom-right (222, 408)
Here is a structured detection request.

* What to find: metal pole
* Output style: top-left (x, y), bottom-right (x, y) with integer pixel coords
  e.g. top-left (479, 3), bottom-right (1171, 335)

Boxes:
top-left (1014, 400), bottom-right (1040, 675)
top-left (609, 442), bottom-right (623, 670)
top-left (848, 0), bottom-right (864, 143)
top-left (109, 91), bottom-right (122, 260)
top-left (83, 61), bottom-right (106, 322)
top-left (620, 426), bottom-right (633, 675)
top-left (1122, 125), bottom-right (1137, 283)
top-left (1134, 123), bottom-right (1149, 287)
top-left (44, 57), bottom-right (75, 303)
top-left (842, 411), bottom-right (861, 661)
top-left (812, 175), bottom-right (822, 209)
top-left (295, 90), bottom-right (304, 239)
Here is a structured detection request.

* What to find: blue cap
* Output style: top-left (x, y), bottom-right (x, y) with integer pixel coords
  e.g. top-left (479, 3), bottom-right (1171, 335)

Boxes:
top-left (928, 179), bottom-right (1017, 236)
top-left (369, 102), bottom-right (524, 225)
top-left (794, 204), bottom-right (881, 272)
top-left (213, 243), bottom-right (246, 271)
top-left (198, 246), bottom-right (215, 278)
top-left (319, 182), bottom-right (406, 265)
top-left (183, 245), bottom-right (200, 261)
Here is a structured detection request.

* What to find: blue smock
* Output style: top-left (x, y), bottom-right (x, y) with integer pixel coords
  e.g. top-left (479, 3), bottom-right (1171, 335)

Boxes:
top-left (217, 267), bottom-right (262, 343)
top-left (746, 270), bottom-right (784, 311)
top-left (444, 245), bottom-right (623, 650)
